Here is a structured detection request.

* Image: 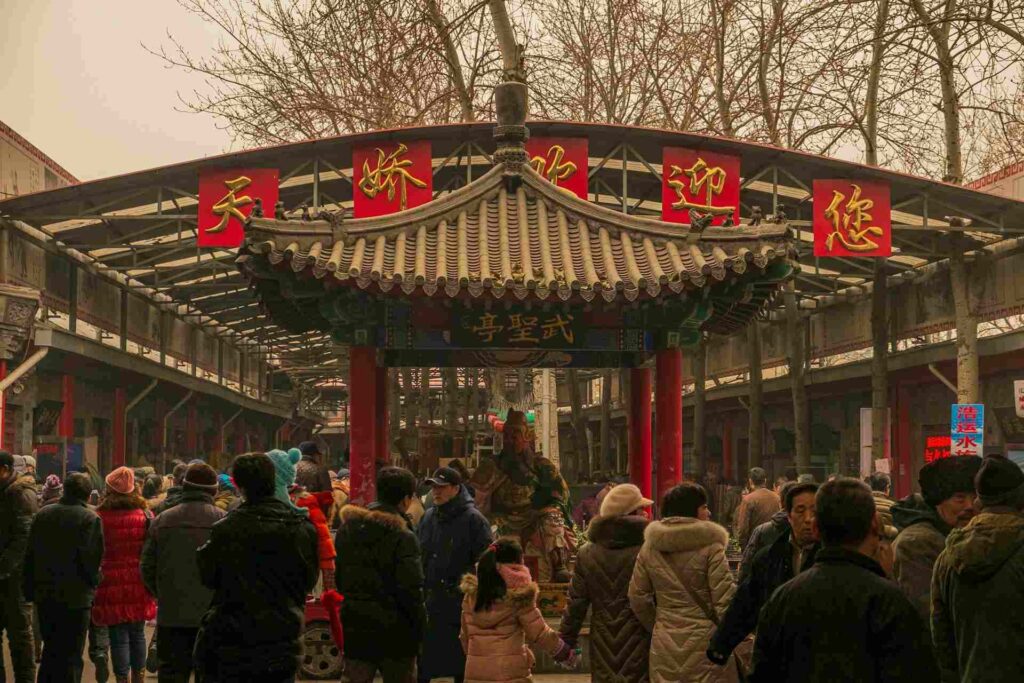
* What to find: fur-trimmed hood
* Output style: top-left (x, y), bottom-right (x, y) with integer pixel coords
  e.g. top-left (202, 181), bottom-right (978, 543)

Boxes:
top-left (644, 516), bottom-right (729, 553)
top-left (588, 513), bottom-right (649, 549)
top-left (340, 502), bottom-right (411, 532)
top-left (459, 572), bottom-right (539, 610)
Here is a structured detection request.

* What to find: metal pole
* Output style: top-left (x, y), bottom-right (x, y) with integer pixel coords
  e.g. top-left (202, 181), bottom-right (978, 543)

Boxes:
top-left (0, 348), bottom-right (49, 392)
top-left (124, 379), bottom-right (158, 464)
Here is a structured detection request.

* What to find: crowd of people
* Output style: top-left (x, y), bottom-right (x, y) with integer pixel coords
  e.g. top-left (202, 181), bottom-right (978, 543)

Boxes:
top-left (2, 443), bottom-right (1023, 683)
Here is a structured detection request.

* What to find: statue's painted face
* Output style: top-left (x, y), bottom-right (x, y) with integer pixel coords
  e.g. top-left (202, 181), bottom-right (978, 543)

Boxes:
top-left (508, 423), bottom-right (530, 453)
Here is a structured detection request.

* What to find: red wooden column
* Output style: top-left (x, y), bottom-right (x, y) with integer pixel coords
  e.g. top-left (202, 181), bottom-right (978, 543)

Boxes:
top-left (375, 364), bottom-right (389, 464)
top-left (628, 367), bottom-right (653, 500)
top-left (349, 346), bottom-right (378, 505)
top-left (59, 375), bottom-right (75, 440)
top-left (0, 361), bottom-right (7, 451)
top-left (655, 349), bottom-right (683, 506)
top-left (113, 388), bottom-right (126, 467)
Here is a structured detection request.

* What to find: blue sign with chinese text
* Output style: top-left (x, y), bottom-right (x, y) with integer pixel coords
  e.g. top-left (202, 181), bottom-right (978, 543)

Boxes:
top-left (951, 404), bottom-right (984, 457)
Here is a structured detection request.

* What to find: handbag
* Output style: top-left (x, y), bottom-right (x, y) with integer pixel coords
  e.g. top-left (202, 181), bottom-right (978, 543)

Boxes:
top-left (657, 550), bottom-right (749, 683)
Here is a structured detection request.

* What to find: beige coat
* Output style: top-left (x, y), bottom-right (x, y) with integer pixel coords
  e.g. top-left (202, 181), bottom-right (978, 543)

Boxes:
top-left (629, 517), bottom-right (737, 683)
top-left (734, 487), bottom-right (781, 548)
top-left (459, 573), bottom-right (563, 683)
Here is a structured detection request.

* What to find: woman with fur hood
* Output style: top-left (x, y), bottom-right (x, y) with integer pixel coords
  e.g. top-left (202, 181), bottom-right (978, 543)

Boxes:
top-left (629, 483), bottom-right (737, 683)
top-left (460, 539), bottom-right (575, 683)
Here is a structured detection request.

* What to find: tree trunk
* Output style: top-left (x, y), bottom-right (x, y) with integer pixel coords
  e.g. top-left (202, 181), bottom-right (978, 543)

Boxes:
top-left (443, 367), bottom-right (459, 429)
top-left (748, 323), bottom-right (764, 468)
top-left (487, 0), bottom-right (523, 80)
top-left (424, 0), bottom-right (475, 123)
top-left (864, 0), bottom-right (889, 168)
top-left (785, 281), bottom-right (810, 473)
top-left (601, 370), bottom-right (613, 474)
top-left (871, 260), bottom-right (889, 461)
top-left (693, 337), bottom-right (707, 477)
top-left (950, 234), bottom-right (979, 402)
top-left (567, 369), bottom-right (590, 481)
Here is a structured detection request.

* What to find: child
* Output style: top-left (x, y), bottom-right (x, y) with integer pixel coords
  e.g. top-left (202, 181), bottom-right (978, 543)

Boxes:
top-left (459, 539), bottom-right (576, 683)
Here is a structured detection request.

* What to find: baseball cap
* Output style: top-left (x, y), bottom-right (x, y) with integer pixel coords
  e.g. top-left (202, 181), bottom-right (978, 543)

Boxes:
top-left (425, 466), bottom-right (462, 487)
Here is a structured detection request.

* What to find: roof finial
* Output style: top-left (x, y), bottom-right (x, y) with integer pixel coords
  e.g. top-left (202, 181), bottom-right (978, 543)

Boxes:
top-left (488, 0), bottom-right (529, 177)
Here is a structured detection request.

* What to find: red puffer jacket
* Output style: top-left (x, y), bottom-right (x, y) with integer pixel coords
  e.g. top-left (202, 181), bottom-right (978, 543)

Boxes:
top-left (92, 506), bottom-right (157, 626)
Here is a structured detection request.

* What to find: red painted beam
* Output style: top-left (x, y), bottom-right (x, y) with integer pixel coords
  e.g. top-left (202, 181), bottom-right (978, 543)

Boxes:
top-left (656, 349), bottom-right (683, 506)
top-left (628, 367), bottom-right (652, 500)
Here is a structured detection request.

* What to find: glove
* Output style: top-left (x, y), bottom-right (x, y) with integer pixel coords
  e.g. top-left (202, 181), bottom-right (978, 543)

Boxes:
top-left (707, 647), bottom-right (729, 666)
top-left (552, 639), bottom-right (574, 663)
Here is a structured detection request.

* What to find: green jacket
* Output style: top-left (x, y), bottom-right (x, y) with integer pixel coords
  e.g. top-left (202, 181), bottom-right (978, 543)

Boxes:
top-left (932, 510), bottom-right (1024, 683)
top-left (891, 494), bottom-right (951, 624)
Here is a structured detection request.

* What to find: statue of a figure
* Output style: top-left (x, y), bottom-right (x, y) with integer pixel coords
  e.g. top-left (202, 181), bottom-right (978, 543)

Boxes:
top-left (470, 410), bottom-right (576, 582)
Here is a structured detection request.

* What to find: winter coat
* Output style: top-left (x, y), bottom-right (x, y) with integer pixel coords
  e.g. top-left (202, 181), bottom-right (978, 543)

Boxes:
top-left (418, 485), bottom-right (493, 679)
top-left (629, 517), bottom-right (736, 683)
top-left (140, 490), bottom-right (226, 627)
top-left (734, 487), bottom-right (781, 548)
top-left (459, 569), bottom-right (564, 683)
top-left (738, 510), bottom-right (789, 585)
top-left (0, 473), bottom-right (38, 582)
top-left (293, 490), bottom-right (336, 571)
top-left (213, 490), bottom-right (237, 511)
top-left (295, 455), bottom-right (331, 493)
top-left (153, 486), bottom-right (184, 515)
top-left (560, 514), bottom-right (651, 683)
top-left (92, 503), bottom-right (157, 626)
top-left (750, 547), bottom-right (938, 683)
top-left (891, 494), bottom-right (951, 624)
top-left (195, 496), bottom-right (319, 678)
top-left (873, 491), bottom-right (897, 536)
top-left (335, 502), bottom-right (427, 662)
top-left (931, 509), bottom-right (1024, 683)
top-left (22, 497), bottom-right (103, 609)
top-left (709, 526), bottom-right (818, 661)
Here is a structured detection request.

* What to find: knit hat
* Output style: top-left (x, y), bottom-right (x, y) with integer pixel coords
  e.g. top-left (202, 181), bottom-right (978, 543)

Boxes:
top-left (919, 456), bottom-right (983, 507)
top-left (599, 483), bottom-right (654, 517)
top-left (299, 441), bottom-right (321, 457)
top-left (183, 462), bottom-right (218, 494)
top-left (975, 456), bottom-right (1024, 507)
top-left (105, 466), bottom-right (136, 495)
top-left (42, 474), bottom-right (62, 498)
top-left (22, 455), bottom-right (36, 469)
top-left (266, 448), bottom-right (306, 513)
top-left (218, 473), bottom-right (236, 492)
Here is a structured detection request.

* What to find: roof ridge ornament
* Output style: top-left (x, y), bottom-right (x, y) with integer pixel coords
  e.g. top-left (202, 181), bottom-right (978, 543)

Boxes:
top-left (493, 81), bottom-right (530, 182)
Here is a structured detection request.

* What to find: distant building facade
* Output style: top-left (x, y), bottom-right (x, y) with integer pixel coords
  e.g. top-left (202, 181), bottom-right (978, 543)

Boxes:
top-left (1, 119), bottom-right (77, 199)
top-left (969, 161), bottom-right (1024, 200)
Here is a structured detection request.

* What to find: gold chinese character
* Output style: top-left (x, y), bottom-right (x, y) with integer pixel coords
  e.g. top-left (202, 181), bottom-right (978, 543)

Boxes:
top-left (358, 143), bottom-right (428, 211)
top-left (823, 184), bottom-right (884, 252)
top-left (541, 314), bottom-right (575, 344)
top-left (207, 176), bottom-right (254, 234)
top-left (667, 158), bottom-right (735, 216)
top-left (530, 145), bottom-right (577, 184)
top-left (472, 313), bottom-right (504, 343)
top-left (507, 314), bottom-right (539, 344)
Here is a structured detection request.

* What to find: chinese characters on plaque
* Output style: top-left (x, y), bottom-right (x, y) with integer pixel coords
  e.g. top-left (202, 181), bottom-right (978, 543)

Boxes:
top-left (951, 403), bottom-right (984, 458)
top-left (458, 310), bottom-right (578, 348)
top-left (661, 148), bottom-right (740, 226)
top-left (526, 137), bottom-right (588, 199)
top-left (198, 168), bottom-right (279, 248)
top-left (353, 140), bottom-right (432, 217)
top-left (813, 179), bottom-right (891, 257)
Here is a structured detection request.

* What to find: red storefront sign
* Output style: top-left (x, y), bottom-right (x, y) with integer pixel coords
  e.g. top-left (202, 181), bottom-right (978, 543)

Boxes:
top-left (924, 435), bottom-right (952, 463)
top-left (526, 137), bottom-right (588, 199)
top-left (353, 140), bottom-right (432, 217)
top-left (198, 168), bottom-right (279, 248)
top-left (661, 148), bottom-right (740, 226)
top-left (813, 179), bottom-right (891, 257)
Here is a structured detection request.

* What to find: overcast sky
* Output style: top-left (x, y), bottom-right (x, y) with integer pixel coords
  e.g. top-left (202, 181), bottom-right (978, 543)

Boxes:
top-left (1, 0), bottom-right (234, 181)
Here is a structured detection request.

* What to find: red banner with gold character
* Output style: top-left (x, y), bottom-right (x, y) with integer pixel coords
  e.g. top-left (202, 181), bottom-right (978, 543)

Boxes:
top-left (813, 179), bottom-right (891, 257)
top-left (198, 168), bottom-right (279, 248)
top-left (661, 148), bottom-right (740, 226)
top-left (353, 140), bottom-right (432, 218)
top-left (526, 137), bottom-right (588, 199)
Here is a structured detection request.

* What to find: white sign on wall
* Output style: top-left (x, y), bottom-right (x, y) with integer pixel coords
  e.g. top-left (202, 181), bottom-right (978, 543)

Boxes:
top-left (1015, 381), bottom-right (1024, 418)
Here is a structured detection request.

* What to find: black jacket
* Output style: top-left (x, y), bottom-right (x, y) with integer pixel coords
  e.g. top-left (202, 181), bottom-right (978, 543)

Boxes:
top-left (22, 497), bottom-right (103, 608)
top-left (335, 502), bottom-right (427, 661)
top-left (417, 486), bottom-right (492, 678)
top-left (195, 496), bottom-right (319, 677)
top-left (709, 525), bottom-right (818, 660)
top-left (739, 509), bottom-right (790, 584)
top-left (750, 547), bottom-right (938, 683)
top-left (141, 489), bottom-right (226, 627)
top-left (153, 486), bottom-right (184, 515)
top-left (0, 474), bottom-right (38, 582)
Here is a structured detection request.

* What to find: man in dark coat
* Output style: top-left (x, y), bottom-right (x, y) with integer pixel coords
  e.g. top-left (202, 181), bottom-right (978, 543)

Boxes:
top-left (560, 483), bottom-right (653, 683)
top-left (152, 463), bottom-right (188, 515)
top-left (295, 440), bottom-right (332, 493)
top-left (416, 467), bottom-right (492, 683)
top-left (142, 462), bottom-right (226, 683)
top-left (22, 472), bottom-right (103, 683)
top-left (0, 450), bottom-right (39, 683)
top-left (932, 456), bottom-right (1024, 683)
top-left (738, 482), bottom-right (798, 584)
top-left (708, 482), bottom-right (819, 666)
top-left (750, 478), bottom-right (937, 682)
top-left (335, 466), bottom-right (426, 683)
top-left (194, 453), bottom-right (319, 682)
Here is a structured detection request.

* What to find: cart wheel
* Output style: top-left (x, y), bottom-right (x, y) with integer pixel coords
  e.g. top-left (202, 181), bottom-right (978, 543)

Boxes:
top-left (301, 620), bottom-right (343, 680)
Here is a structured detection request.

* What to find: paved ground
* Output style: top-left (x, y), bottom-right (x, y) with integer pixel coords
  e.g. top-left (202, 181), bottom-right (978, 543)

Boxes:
top-left (5, 635), bottom-right (589, 682)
